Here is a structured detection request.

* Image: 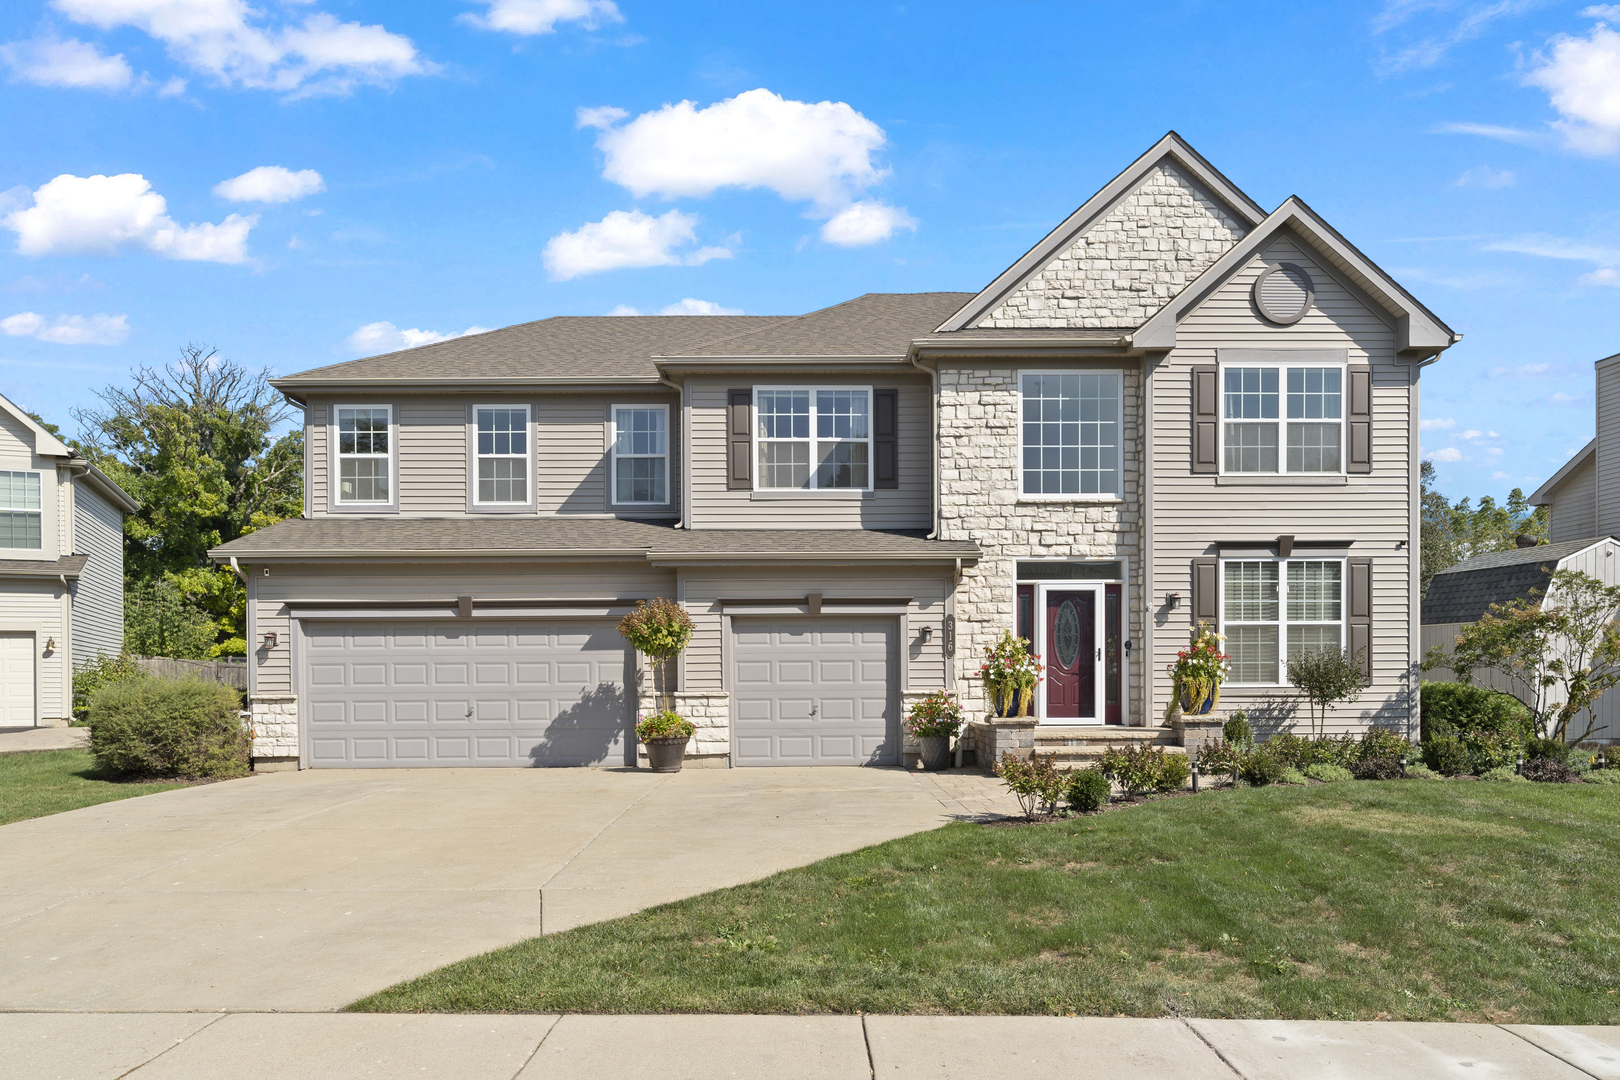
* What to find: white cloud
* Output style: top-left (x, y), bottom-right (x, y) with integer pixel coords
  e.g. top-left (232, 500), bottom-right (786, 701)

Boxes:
top-left (1374, 0), bottom-right (1540, 73)
top-left (1492, 470), bottom-right (1512, 480)
top-left (1582, 266), bottom-right (1620, 286)
top-left (214, 166), bottom-right (324, 203)
top-left (0, 36), bottom-right (132, 90)
top-left (4, 173), bottom-right (255, 263)
top-left (607, 297), bottom-right (744, 316)
top-left (1459, 429), bottom-right (1500, 440)
top-left (592, 88), bottom-right (890, 213)
top-left (1550, 391), bottom-right (1581, 403)
top-left (542, 209), bottom-right (731, 281)
top-left (2, 310), bottom-right (128, 344)
top-left (1482, 233), bottom-right (1620, 286)
top-left (345, 321), bottom-right (491, 355)
top-left (1453, 165), bottom-right (1515, 188)
top-left (576, 104), bottom-right (628, 129)
top-left (1582, 5), bottom-right (1620, 17)
top-left (1487, 446), bottom-right (1505, 455)
top-left (820, 201), bottom-right (917, 246)
top-left (50, 0), bottom-right (430, 97)
top-left (1428, 446), bottom-right (1465, 462)
top-left (1432, 121), bottom-right (1541, 144)
top-left (1420, 416), bottom-right (1456, 431)
top-left (1524, 20), bottom-right (1620, 154)
top-left (460, 0), bottom-right (622, 36)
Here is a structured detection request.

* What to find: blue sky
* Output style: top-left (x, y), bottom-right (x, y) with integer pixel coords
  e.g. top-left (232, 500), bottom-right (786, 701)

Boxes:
top-left (0, 0), bottom-right (1616, 503)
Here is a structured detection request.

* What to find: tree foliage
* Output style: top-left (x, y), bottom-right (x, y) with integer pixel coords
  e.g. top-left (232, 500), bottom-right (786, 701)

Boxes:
top-left (1285, 647), bottom-right (1371, 737)
top-left (1438, 569), bottom-right (1620, 744)
top-left (1420, 460), bottom-right (1549, 597)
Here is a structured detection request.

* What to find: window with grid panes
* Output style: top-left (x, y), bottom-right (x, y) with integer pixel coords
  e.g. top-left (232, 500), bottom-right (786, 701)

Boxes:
top-left (0, 471), bottom-right (41, 549)
top-left (1021, 372), bottom-right (1120, 495)
top-left (754, 388), bottom-right (870, 489)
top-left (612, 406), bottom-right (667, 504)
top-left (1222, 559), bottom-right (1347, 684)
top-left (475, 407), bottom-right (529, 504)
top-left (1222, 365), bottom-right (1343, 473)
top-left (336, 407), bottom-right (391, 503)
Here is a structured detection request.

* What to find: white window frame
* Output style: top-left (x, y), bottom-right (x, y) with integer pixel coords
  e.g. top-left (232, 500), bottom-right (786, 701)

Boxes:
top-left (1017, 369), bottom-right (1124, 501)
top-left (471, 403), bottom-right (533, 508)
top-left (609, 403), bottom-right (669, 506)
top-left (0, 469), bottom-right (44, 550)
top-left (1216, 361), bottom-right (1347, 476)
top-left (751, 384), bottom-right (874, 492)
top-left (1219, 557), bottom-right (1348, 687)
top-left (332, 404), bottom-right (395, 509)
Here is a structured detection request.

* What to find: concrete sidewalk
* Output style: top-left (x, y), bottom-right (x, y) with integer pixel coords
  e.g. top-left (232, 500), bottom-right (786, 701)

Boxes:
top-left (3, 1013), bottom-right (1617, 1080)
top-left (0, 725), bottom-right (87, 754)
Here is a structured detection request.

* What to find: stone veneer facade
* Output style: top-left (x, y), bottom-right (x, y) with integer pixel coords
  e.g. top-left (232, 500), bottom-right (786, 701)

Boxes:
top-left (249, 693), bottom-right (299, 769)
top-left (975, 163), bottom-right (1248, 329)
top-left (937, 364), bottom-right (1145, 724)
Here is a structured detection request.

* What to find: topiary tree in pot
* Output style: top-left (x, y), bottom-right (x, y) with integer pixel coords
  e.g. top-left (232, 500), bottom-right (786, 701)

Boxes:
top-left (618, 598), bottom-right (696, 771)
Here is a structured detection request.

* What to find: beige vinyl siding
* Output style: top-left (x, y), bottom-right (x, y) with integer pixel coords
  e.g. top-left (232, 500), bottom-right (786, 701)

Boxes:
top-left (71, 482), bottom-right (125, 664)
top-left (1, 580), bottom-right (69, 721)
top-left (1597, 358), bottom-right (1620, 539)
top-left (1549, 455), bottom-right (1598, 543)
top-left (687, 376), bottom-right (932, 530)
top-left (537, 394), bottom-right (680, 516)
top-left (248, 561), bottom-right (676, 695)
top-left (308, 402), bottom-right (328, 514)
top-left (677, 565), bottom-right (949, 692)
top-left (0, 411), bottom-right (59, 561)
top-left (1152, 234), bottom-right (1415, 734)
top-left (397, 402), bottom-right (467, 514)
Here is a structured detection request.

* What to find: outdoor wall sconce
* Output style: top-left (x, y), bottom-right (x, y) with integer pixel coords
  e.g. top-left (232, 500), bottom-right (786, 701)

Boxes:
top-left (918, 626), bottom-right (933, 644)
top-left (262, 632), bottom-right (279, 649)
top-left (1166, 593), bottom-right (1182, 610)
top-left (44, 637), bottom-right (55, 651)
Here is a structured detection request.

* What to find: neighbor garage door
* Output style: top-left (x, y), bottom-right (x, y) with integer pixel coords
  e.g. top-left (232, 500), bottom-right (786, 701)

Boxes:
top-left (0, 632), bottom-right (34, 726)
top-left (732, 617), bottom-right (896, 766)
top-left (303, 620), bottom-right (633, 768)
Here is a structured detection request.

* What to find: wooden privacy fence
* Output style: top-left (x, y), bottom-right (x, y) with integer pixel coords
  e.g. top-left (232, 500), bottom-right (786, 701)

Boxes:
top-left (133, 655), bottom-right (249, 690)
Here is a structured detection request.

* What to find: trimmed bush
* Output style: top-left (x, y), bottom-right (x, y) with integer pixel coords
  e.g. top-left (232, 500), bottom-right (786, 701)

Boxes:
top-left (1524, 736), bottom-right (1572, 764)
top-left (1405, 762), bottom-right (1442, 780)
top-left (72, 651), bottom-right (144, 723)
top-left (1422, 736), bottom-right (1471, 776)
top-left (1467, 730), bottom-right (1523, 774)
top-left (1065, 768), bottom-right (1112, 812)
top-left (1240, 748), bottom-right (1287, 786)
top-left (1265, 732), bottom-right (1359, 769)
top-left (1351, 756), bottom-right (1405, 780)
top-left (1194, 737), bottom-right (1243, 777)
top-left (1481, 765), bottom-right (1527, 783)
top-left (1100, 744), bottom-right (1190, 793)
top-left (995, 752), bottom-right (1066, 819)
top-left (1304, 762), bottom-right (1355, 783)
top-left (635, 711), bottom-right (694, 741)
top-left (1222, 712), bottom-right (1252, 748)
top-left (88, 677), bottom-right (248, 779)
top-left (1420, 681), bottom-right (1534, 743)
top-left (1278, 766), bottom-right (1309, 785)
top-left (1358, 727), bottom-right (1411, 763)
top-left (1585, 769), bottom-right (1620, 786)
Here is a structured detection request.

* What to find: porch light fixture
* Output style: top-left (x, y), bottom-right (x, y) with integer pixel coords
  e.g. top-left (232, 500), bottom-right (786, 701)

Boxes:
top-left (262, 632), bottom-right (279, 649)
top-left (919, 626), bottom-right (933, 644)
top-left (1166, 593), bottom-right (1182, 611)
top-left (44, 637), bottom-right (55, 651)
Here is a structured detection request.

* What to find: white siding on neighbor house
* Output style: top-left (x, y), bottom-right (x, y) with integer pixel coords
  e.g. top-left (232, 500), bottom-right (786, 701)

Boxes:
top-left (0, 408), bottom-right (61, 562)
top-left (1597, 357), bottom-right (1620, 540)
top-left (71, 482), bottom-right (125, 665)
top-left (686, 375), bottom-right (932, 530)
top-left (248, 561), bottom-right (676, 696)
top-left (1151, 234), bottom-right (1416, 736)
top-left (1549, 455), bottom-right (1599, 544)
top-left (0, 579), bottom-right (70, 721)
top-left (677, 565), bottom-right (949, 694)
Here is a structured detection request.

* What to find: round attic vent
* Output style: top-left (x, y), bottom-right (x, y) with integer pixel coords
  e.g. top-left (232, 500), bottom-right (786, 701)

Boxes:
top-left (1253, 262), bottom-right (1315, 325)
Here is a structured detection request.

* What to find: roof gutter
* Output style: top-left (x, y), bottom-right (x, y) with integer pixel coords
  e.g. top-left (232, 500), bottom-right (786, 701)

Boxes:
top-left (647, 550), bottom-right (981, 566)
top-left (910, 336), bottom-right (1132, 356)
top-left (269, 375), bottom-right (666, 395)
top-left (207, 547), bottom-right (655, 563)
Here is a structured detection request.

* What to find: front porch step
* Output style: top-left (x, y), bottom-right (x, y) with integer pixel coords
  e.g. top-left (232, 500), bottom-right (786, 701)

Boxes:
top-left (1032, 726), bottom-right (1179, 748)
top-left (1028, 743), bottom-right (1189, 767)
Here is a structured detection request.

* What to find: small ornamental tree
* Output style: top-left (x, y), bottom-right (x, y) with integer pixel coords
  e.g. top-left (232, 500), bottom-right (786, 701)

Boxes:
top-left (617, 598), bottom-right (695, 715)
top-left (1437, 569), bottom-right (1620, 744)
top-left (1285, 646), bottom-right (1371, 738)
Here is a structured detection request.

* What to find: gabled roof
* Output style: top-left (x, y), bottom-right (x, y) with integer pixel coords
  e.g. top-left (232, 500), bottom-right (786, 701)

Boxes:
top-left (1134, 197), bottom-right (1458, 355)
top-left (1422, 537), bottom-right (1614, 624)
top-left (935, 132), bottom-right (1268, 333)
top-left (0, 391), bottom-right (73, 458)
top-left (1530, 440), bottom-right (1596, 506)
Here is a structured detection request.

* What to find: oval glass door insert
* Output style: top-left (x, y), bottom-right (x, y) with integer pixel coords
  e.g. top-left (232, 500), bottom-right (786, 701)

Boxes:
top-left (1055, 600), bottom-right (1081, 668)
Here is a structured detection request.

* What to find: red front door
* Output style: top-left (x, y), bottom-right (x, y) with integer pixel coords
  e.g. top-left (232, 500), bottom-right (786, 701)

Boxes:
top-left (1044, 590), bottom-right (1096, 719)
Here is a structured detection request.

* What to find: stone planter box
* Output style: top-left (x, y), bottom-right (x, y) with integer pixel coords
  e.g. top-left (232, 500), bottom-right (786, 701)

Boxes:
top-left (1170, 712), bottom-right (1229, 753)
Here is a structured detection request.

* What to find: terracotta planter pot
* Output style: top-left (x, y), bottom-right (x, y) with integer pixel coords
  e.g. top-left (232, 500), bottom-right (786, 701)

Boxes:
top-left (918, 735), bottom-right (953, 771)
top-left (644, 736), bottom-right (689, 773)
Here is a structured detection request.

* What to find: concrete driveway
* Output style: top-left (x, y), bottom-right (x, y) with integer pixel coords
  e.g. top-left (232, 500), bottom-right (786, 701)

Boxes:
top-left (0, 766), bottom-right (1012, 1012)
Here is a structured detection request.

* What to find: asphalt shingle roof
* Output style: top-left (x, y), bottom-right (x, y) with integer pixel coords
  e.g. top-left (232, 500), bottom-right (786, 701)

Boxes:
top-left (663, 293), bottom-right (975, 357)
top-left (1421, 538), bottom-right (1604, 624)
top-left (0, 554), bottom-right (89, 578)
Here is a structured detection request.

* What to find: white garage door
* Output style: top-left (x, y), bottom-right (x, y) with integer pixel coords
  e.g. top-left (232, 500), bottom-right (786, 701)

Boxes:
top-left (0, 632), bottom-right (34, 726)
top-left (304, 620), bottom-right (634, 768)
top-left (732, 617), bottom-right (896, 766)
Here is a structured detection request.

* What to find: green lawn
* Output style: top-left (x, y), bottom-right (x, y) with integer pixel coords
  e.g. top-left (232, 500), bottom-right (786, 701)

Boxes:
top-left (353, 780), bottom-right (1620, 1023)
top-left (0, 748), bottom-right (193, 826)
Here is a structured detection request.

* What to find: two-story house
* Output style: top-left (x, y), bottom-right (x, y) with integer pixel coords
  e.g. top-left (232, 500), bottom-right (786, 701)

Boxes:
top-left (212, 133), bottom-right (1457, 771)
top-left (0, 392), bottom-right (138, 726)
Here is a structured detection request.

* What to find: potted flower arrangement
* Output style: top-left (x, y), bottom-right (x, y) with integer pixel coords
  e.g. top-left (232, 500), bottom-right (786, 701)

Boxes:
top-left (978, 630), bottom-right (1044, 717)
top-left (1168, 621), bottom-right (1228, 715)
top-left (618, 598), bottom-right (696, 770)
top-left (906, 690), bottom-right (963, 771)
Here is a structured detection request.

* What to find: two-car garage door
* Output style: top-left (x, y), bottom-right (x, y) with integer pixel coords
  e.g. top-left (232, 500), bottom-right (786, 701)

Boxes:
top-left (304, 621), bottom-right (634, 768)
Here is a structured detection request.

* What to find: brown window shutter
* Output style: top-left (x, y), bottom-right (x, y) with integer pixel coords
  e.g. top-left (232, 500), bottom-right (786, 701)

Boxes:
top-left (1347, 366), bottom-right (1372, 474)
top-left (873, 388), bottom-right (898, 489)
top-left (1192, 558), bottom-right (1218, 627)
top-left (1348, 557), bottom-right (1372, 678)
top-left (1191, 366), bottom-right (1219, 474)
top-left (727, 389), bottom-right (752, 490)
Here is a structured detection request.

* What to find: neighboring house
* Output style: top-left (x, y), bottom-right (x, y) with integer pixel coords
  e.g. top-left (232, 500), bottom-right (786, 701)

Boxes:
top-left (1531, 352), bottom-right (1618, 544)
top-left (1422, 537), bottom-right (1620, 743)
top-left (0, 393), bottom-right (138, 727)
top-left (211, 132), bottom-right (1457, 771)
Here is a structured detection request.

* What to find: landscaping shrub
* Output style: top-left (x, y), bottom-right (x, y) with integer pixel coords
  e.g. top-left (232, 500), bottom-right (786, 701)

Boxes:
top-left (1303, 762), bottom-right (1355, 782)
top-left (71, 651), bottom-right (144, 722)
top-left (1422, 736), bottom-right (1471, 776)
top-left (1524, 736), bottom-right (1572, 764)
top-left (88, 677), bottom-right (248, 779)
top-left (1194, 737), bottom-right (1243, 777)
top-left (1522, 757), bottom-right (1580, 783)
top-left (1481, 765), bottom-right (1527, 783)
top-left (1065, 768), bottom-right (1112, 812)
top-left (1357, 727), bottom-right (1411, 763)
top-left (1405, 763), bottom-right (1441, 780)
top-left (1278, 766), bottom-right (1309, 785)
top-left (1265, 732), bottom-right (1358, 769)
top-left (1240, 747), bottom-right (1287, 786)
top-left (995, 752), bottom-right (1066, 819)
top-left (1100, 744), bottom-right (1190, 793)
top-left (1585, 769), bottom-right (1620, 786)
top-left (1420, 681), bottom-right (1535, 743)
top-left (1222, 712), bottom-right (1252, 747)
top-left (1351, 756), bottom-right (1405, 780)
top-left (1467, 730), bottom-right (1523, 774)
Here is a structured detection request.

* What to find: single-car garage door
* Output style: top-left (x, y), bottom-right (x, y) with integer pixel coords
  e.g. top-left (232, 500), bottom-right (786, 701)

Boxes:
top-left (0, 632), bottom-right (35, 726)
top-left (732, 617), bottom-right (896, 766)
top-left (304, 620), bottom-right (633, 768)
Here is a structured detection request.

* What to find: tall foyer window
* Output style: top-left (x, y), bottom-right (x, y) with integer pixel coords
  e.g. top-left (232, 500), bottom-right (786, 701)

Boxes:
top-left (612, 405), bottom-right (667, 504)
top-left (1223, 365), bottom-right (1343, 474)
top-left (1222, 559), bottom-right (1345, 685)
top-left (1020, 372), bottom-right (1120, 496)
top-left (0, 471), bottom-right (41, 549)
top-left (475, 406), bottom-right (529, 505)
top-left (336, 407), bottom-right (391, 504)
top-left (755, 388), bottom-right (870, 490)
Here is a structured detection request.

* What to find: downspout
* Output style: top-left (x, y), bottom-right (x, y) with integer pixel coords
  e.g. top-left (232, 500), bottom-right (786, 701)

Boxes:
top-left (908, 345), bottom-right (941, 540)
top-left (656, 371), bottom-right (687, 529)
